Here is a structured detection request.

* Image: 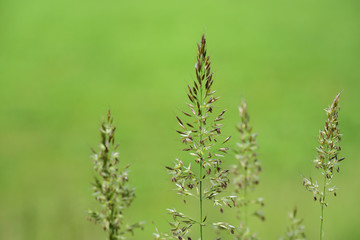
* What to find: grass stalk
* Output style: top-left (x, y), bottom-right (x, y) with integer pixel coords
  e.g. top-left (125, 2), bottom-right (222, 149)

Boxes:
top-left (244, 167), bottom-right (248, 227)
top-left (302, 92), bottom-right (345, 240)
top-left (159, 34), bottom-right (233, 240)
top-left (320, 173), bottom-right (326, 240)
top-left (199, 67), bottom-right (204, 240)
top-left (88, 110), bottom-right (144, 240)
top-left (279, 207), bottom-right (306, 240)
top-left (232, 99), bottom-right (264, 239)
top-left (199, 174), bottom-right (203, 240)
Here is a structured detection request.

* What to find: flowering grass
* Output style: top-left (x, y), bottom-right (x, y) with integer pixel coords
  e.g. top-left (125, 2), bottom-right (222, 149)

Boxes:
top-left (88, 110), bottom-right (144, 240)
top-left (86, 37), bottom-right (347, 240)
top-left (302, 93), bottom-right (344, 240)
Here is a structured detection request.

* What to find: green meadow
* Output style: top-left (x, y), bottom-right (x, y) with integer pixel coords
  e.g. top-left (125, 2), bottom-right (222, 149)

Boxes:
top-left (0, 0), bottom-right (359, 239)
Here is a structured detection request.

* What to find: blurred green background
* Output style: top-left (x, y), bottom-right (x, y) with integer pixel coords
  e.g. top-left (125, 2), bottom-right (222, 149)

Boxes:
top-left (0, 0), bottom-right (359, 239)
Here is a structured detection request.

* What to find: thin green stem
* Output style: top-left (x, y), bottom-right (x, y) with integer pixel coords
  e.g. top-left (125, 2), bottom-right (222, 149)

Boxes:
top-left (199, 80), bottom-right (204, 240)
top-left (244, 165), bottom-right (248, 226)
top-left (200, 171), bottom-right (203, 240)
top-left (320, 173), bottom-right (327, 240)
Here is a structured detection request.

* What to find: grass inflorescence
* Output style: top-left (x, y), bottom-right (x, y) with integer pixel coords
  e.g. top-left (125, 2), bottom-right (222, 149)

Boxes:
top-left (302, 93), bottom-right (344, 240)
top-left (279, 207), bottom-right (306, 240)
top-left (156, 35), bottom-right (236, 240)
top-left (88, 110), bottom-right (144, 240)
top-left (85, 35), bottom-right (348, 240)
top-left (231, 99), bottom-right (264, 239)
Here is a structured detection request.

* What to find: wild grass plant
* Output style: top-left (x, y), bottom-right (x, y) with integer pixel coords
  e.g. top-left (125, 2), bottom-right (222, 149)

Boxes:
top-left (231, 99), bottom-right (264, 239)
top-left (88, 110), bottom-right (144, 240)
top-left (154, 35), bottom-right (236, 240)
top-left (302, 93), bottom-right (344, 240)
top-left (279, 208), bottom-right (306, 240)
top-left (85, 36), bottom-right (348, 240)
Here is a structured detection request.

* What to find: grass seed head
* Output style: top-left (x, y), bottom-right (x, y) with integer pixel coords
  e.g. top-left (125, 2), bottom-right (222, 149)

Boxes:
top-left (89, 110), bottom-right (144, 239)
top-left (160, 34), bottom-right (236, 239)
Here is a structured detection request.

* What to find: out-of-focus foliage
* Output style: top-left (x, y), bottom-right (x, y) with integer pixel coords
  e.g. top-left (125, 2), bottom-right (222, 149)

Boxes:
top-left (279, 207), bottom-right (306, 240)
top-left (231, 99), bottom-right (264, 239)
top-left (89, 110), bottom-right (144, 239)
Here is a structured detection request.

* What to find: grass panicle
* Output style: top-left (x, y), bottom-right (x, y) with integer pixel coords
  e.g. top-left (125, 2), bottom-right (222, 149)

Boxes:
top-left (302, 92), bottom-right (344, 240)
top-left (279, 207), bottom-right (306, 240)
top-left (88, 110), bottom-right (144, 240)
top-left (230, 99), bottom-right (264, 239)
top-left (157, 35), bottom-right (235, 240)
